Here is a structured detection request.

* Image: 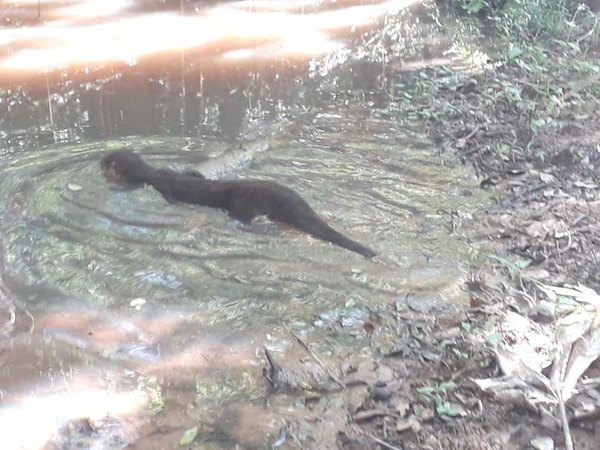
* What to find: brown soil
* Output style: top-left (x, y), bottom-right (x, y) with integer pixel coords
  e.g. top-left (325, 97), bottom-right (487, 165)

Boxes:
top-left (339, 49), bottom-right (600, 449)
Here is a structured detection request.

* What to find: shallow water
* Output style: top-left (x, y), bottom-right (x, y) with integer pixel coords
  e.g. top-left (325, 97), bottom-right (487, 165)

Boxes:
top-left (1, 110), bottom-right (480, 322)
top-left (0, 106), bottom-right (486, 447)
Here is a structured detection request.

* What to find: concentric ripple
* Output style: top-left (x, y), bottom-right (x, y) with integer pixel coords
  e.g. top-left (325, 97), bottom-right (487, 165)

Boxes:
top-left (0, 113), bottom-right (485, 332)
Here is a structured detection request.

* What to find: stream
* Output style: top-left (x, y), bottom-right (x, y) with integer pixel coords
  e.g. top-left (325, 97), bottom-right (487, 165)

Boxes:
top-left (0, 1), bottom-right (489, 448)
top-left (0, 107), bottom-right (486, 448)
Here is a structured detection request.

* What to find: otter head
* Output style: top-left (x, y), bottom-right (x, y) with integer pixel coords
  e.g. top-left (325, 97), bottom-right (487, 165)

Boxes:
top-left (101, 149), bottom-right (150, 187)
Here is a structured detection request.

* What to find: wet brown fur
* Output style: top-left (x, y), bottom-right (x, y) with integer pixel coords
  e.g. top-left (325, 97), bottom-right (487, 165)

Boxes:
top-left (101, 149), bottom-right (376, 258)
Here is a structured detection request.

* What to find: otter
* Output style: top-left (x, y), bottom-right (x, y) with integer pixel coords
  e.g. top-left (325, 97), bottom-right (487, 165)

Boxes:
top-left (101, 150), bottom-right (376, 258)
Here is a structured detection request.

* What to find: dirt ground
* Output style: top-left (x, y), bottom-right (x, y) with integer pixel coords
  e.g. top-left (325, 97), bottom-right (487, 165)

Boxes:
top-left (256, 47), bottom-right (600, 450)
top-left (347, 57), bottom-right (600, 448)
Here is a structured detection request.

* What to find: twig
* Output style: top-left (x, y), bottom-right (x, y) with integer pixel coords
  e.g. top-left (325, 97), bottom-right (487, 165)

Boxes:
top-left (284, 324), bottom-right (345, 389)
top-left (25, 307), bottom-right (35, 333)
top-left (576, 17), bottom-right (598, 45)
top-left (353, 409), bottom-right (400, 422)
top-left (571, 212), bottom-right (589, 227)
top-left (461, 125), bottom-right (483, 142)
top-left (368, 434), bottom-right (403, 450)
top-left (558, 393), bottom-right (573, 450)
top-left (557, 228), bottom-right (573, 254)
top-left (462, 144), bottom-right (483, 157)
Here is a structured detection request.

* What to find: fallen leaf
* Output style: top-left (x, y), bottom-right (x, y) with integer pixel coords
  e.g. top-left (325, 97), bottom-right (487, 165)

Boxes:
top-left (179, 426), bottom-right (198, 446)
top-left (347, 385), bottom-right (369, 414)
top-left (539, 172), bottom-right (555, 184)
top-left (523, 267), bottom-right (550, 280)
top-left (530, 436), bottom-right (554, 450)
top-left (435, 398), bottom-right (463, 417)
top-left (393, 398), bottom-right (410, 417)
top-left (396, 415), bottom-right (421, 433)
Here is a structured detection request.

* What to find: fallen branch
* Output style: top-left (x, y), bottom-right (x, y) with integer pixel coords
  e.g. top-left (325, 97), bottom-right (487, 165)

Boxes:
top-left (284, 323), bottom-right (345, 389)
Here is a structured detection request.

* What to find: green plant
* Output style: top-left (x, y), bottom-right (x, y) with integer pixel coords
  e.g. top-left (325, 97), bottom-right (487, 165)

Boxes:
top-left (490, 255), bottom-right (532, 279)
top-left (416, 381), bottom-right (463, 417)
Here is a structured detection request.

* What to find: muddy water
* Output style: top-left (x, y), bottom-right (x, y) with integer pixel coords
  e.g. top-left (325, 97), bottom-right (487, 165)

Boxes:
top-left (0, 106), bottom-right (485, 448)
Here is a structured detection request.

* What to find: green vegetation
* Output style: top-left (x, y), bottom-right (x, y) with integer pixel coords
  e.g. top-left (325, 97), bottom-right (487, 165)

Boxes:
top-left (387, 0), bottom-right (599, 163)
top-left (416, 381), bottom-right (463, 417)
top-left (490, 254), bottom-right (531, 279)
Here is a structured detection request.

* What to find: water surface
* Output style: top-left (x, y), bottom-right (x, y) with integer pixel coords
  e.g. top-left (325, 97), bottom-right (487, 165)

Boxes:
top-left (0, 107), bottom-right (485, 447)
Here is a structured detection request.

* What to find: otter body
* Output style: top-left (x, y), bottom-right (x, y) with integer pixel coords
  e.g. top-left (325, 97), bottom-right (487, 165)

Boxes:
top-left (101, 149), bottom-right (376, 258)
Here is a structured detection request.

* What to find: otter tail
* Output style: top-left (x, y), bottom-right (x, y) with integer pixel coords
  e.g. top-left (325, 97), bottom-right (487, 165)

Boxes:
top-left (295, 216), bottom-right (376, 258)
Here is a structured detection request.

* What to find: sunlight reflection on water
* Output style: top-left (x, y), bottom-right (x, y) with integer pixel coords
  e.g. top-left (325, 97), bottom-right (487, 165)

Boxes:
top-left (0, 0), bottom-right (418, 73)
